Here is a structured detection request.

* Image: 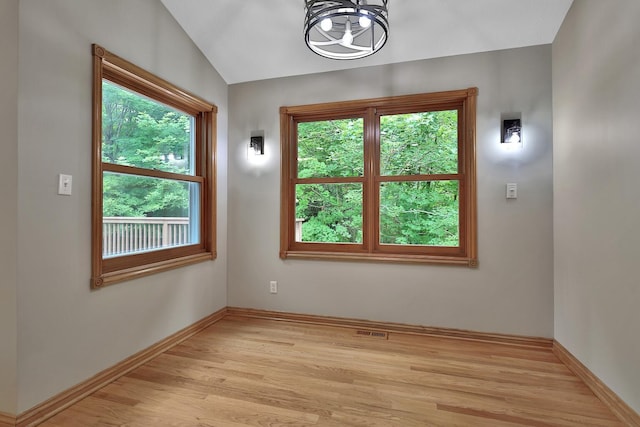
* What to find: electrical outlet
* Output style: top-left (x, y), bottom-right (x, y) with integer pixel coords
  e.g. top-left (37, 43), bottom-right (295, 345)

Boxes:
top-left (269, 281), bottom-right (277, 294)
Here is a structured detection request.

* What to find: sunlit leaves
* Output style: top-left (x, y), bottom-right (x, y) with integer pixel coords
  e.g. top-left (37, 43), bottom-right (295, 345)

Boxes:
top-left (380, 110), bottom-right (458, 176)
top-left (298, 119), bottom-right (364, 178)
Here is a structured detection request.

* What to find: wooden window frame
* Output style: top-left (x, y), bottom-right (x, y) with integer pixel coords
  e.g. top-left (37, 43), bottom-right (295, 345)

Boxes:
top-left (280, 88), bottom-right (478, 267)
top-left (91, 44), bottom-right (217, 288)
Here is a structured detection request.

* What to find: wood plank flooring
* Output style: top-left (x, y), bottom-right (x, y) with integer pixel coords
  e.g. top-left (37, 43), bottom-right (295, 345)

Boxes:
top-left (41, 316), bottom-right (623, 426)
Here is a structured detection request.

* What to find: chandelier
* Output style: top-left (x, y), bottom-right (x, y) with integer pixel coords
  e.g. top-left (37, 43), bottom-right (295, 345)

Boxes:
top-left (304, 0), bottom-right (389, 60)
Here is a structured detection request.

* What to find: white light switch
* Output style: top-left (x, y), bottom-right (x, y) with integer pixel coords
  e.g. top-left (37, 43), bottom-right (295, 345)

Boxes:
top-left (506, 183), bottom-right (517, 199)
top-left (58, 174), bottom-right (72, 196)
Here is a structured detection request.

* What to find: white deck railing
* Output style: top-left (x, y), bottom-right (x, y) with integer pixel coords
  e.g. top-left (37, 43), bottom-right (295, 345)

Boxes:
top-left (103, 217), bottom-right (190, 257)
top-left (295, 218), bottom-right (304, 242)
top-left (104, 217), bottom-right (305, 257)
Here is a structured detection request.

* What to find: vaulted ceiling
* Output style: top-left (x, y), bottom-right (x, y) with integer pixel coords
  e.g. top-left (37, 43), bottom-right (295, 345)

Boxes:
top-left (162, 0), bottom-right (573, 84)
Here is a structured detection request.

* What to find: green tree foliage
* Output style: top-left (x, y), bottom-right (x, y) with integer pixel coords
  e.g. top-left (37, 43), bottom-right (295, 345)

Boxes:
top-left (102, 81), bottom-right (193, 217)
top-left (297, 119), bottom-right (364, 243)
top-left (379, 181), bottom-right (459, 246)
top-left (295, 110), bottom-right (459, 246)
top-left (380, 111), bottom-right (458, 176)
top-left (379, 111), bottom-right (459, 246)
top-left (296, 183), bottom-right (363, 243)
top-left (298, 118), bottom-right (364, 178)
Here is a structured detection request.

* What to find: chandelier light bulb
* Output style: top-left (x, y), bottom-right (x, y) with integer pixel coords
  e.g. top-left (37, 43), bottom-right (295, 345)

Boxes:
top-left (320, 17), bottom-right (332, 31)
top-left (359, 11), bottom-right (371, 28)
top-left (342, 20), bottom-right (354, 45)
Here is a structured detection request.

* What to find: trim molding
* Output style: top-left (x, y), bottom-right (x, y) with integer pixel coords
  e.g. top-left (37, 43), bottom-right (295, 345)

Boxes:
top-left (553, 340), bottom-right (640, 427)
top-left (16, 307), bottom-right (227, 427)
top-left (226, 307), bottom-right (553, 349)
top-left (0, 412), bottom-right (16, 427)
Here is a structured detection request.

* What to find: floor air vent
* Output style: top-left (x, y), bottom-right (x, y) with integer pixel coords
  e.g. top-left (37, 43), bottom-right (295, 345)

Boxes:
top-left (354, 329), bottom-right (389, 339)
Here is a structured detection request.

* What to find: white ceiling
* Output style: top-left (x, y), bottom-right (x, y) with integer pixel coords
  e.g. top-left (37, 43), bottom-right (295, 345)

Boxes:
top-left (161, 0), bottom-right (573, 85)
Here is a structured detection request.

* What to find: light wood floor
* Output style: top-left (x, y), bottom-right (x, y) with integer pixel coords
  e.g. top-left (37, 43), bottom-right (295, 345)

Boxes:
top-left (42, 316), bottom-right (623, 426)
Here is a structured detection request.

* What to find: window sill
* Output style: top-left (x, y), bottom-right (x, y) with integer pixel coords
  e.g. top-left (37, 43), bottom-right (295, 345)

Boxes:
top-left (91, 251), bottom-right (215, 289)
top-left (280, 250), bottom-right (478, 267)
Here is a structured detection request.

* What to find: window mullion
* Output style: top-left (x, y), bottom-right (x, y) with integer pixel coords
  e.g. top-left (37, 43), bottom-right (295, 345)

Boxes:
top-left (102, 163), bottom-right (203, 183)
top-left (376, 173), bottom-right (463, 183)
top-left (363, 107), bottom-right (378, 253)
top-left (289, 117), bottom-right (298, 248)
top-left (293, 176), bottom-right (364, 184)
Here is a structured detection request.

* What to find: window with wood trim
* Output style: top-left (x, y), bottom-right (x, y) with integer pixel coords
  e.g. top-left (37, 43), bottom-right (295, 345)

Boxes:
top-left (280, 88), bottom-right (477, 266)
top-left (91, 44), bottom-right (216, 288)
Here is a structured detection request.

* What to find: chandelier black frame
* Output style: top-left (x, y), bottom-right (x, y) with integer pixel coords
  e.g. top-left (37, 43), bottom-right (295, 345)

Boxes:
top-left (304, 0), bottom-right (389, 60)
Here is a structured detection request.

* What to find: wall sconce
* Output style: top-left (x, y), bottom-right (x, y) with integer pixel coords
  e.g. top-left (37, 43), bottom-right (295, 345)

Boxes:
top-left (501, 114), bottom-right (523, 148)
top-left (249, 136), bottom-right (264, 156)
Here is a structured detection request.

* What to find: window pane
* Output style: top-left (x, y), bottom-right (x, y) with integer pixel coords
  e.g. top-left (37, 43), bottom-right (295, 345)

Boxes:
top-left (295, 183), bottom-right (362, 243)
top-left (102, 80), bottom-right (194, 175)
top-left (380, 110), bottom-right (458, 176)
top-left (103, 172), bottom-right (200, 258)
top-left (297, 118), bottom-right (363, 178)
top-left (380, 181), bottom-right (459, 246)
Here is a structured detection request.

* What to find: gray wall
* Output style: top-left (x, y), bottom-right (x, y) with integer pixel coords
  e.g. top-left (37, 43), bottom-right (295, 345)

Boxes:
top-left (553, 0), bottom-right (640, 414)
top-left (0, 0), bottom-right (19, 416)
top-left (15, 0), bottom-right (228, 412)
top-left (228, 46), bottom-right (555, 338)
top-left (11, 0), bottom-right (639, 417)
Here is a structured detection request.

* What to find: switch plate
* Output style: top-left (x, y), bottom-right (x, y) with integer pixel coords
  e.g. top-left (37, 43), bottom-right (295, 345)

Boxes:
top-left (58, 174), bottom-right (73, 196)
top-left (269, 281), bottom-right (277, 294)
top-left (506, 183), bottom-right (517, 199)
